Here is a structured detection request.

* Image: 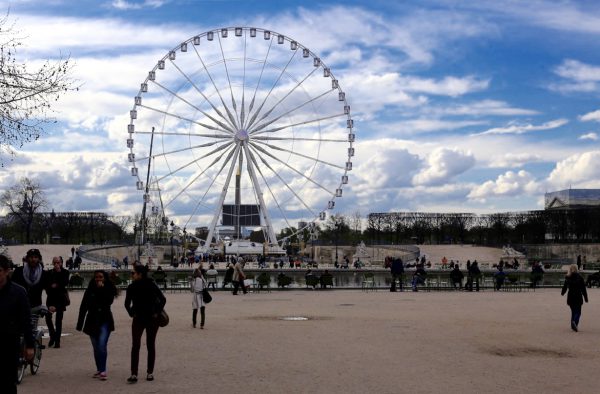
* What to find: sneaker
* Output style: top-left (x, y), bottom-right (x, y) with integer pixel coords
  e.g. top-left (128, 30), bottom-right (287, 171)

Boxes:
top-left (571, 321), bottom-right (578, 332)
top-left (99, 372), bottom-right (107, 381)
top-left (92, 371), bottom-right (101, 379)
top-left (127, 375), bottom-right (138, 383)
top-left (146, 373), bottom-right (154, 381)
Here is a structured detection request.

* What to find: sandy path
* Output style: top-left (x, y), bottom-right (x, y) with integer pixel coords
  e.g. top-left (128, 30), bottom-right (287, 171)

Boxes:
top-left (15, 287), bottom-right (598, 394)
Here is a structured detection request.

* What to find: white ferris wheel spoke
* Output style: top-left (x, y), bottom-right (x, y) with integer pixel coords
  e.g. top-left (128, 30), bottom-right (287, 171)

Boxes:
top-left (168, 59), bottom-right (236, 131)
top-left (155, 141), bottom-right (234, 184)
top-left (248, 144), bottom-right (317, 217)
top-left (217, 34), bottom-right (240, 128)
top-left (164, 143), bottom-right (238, 210)
top-left (138, 104), bottom-right (230, 134)
top-left (245, 46), bottom-right (299, 131)
top-left (203, 144), bottom-right (242, 254)
top-left (251, 112), bottom-right (346, 136)
top-left (252, 136), bottom-right (348, 143)
top-left (249, 141), bottom-right (335, 195)
top-left (190, 45), bottom-right (239, 130)
top-left (240, 32), bottom-right (247, 128)
top-left (246, 146), bottom-right (295, 232)
top-left (250, 88), bottom-right (335, 134)
top-left (245, 36), bottom-right (274, 129)
top-left (249, 66), bottom-right (320, 132)
top-left (150, 80), bottom-right (234, 134)
top-left (182, 146), bottom-right (239, 229)
top-left (137, 140), bottom-right (226, 162)
top-left (252, 140), bottom-right (345, 169)
top-left (242, 144), bottom-right (278, 245)
top-left (135, 130), bottom-right (231, 138)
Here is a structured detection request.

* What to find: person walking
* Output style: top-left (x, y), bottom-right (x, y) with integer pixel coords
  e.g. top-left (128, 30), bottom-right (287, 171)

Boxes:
top-left (190, 268), bottom-right (207, 328)
top-left (0, 255), bottom-right (34, 394)
top-left (125, 265), bottom-right (166, 383)
top-left (561, 264), bottom-right (588, 332)
top-left (232, 257), bottom-right (247, 295)
top-left (75, 270), bottom-right (118, 381)
top-left (222, 262), bottom-right (234, 289)
top-left (390, 257), bottom-right (404, 292)
top-left (45, 256), bottom-right (70, 348)
top-left (12, 248), bottom-right (46, 307)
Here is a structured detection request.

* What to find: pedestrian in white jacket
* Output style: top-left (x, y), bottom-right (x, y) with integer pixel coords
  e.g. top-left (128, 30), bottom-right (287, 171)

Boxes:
top-left (191, 269), bottom-right (207, 328)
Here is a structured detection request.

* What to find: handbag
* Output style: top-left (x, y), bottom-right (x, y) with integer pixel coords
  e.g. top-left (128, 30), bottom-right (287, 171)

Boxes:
top-left (157, 309), bottom-right (169, 327)
top-left (202, 288), bottom-right (212, 304)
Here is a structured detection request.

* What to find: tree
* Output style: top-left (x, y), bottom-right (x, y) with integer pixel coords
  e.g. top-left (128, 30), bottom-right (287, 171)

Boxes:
top-left (0, 177), bottom-right (47, 242)
top-left (0, 13), bottom-right (76, 162)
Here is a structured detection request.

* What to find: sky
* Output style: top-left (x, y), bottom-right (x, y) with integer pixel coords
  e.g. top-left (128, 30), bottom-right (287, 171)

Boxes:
top-left (1, 0), bottom-right (600, 233)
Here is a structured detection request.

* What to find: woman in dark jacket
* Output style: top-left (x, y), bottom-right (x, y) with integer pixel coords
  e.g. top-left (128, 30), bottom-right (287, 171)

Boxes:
top-left (45, 256), bottom-right (70, 348)
top-left (76, 270), bottom-right (118, 380)
top-left (125, 265), bottom-right (166, 383)
top-left (561, 264), bottom-right (588, 332)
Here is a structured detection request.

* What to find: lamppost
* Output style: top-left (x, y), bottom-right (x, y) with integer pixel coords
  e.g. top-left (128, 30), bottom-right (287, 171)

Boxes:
top-left (183, 227), bottom-right (187, 265)
top-left (169, 221), bottom-right (175, 267)
top-left (335, 222), bottom-right (339, 266)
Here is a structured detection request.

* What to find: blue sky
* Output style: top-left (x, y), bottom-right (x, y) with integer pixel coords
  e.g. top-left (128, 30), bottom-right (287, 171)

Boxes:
top-left (1, 0), bottom-right (600, 232)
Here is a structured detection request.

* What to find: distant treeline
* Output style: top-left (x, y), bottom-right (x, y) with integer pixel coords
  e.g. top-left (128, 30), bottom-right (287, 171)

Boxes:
top-left (365, 208), bottom-right (600, 245)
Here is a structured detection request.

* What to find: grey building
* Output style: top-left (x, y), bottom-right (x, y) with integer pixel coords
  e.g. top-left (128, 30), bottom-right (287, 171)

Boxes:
top-left (545, 189), bottom-right (600, 210)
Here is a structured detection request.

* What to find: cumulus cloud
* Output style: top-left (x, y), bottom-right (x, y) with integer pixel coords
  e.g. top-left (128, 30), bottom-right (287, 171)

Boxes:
top-left (579, 132), bottom-right (598, 141)
top-left (547, 151), bottom-right (600, 189)
top-left (467, 170), bottom-right (540, 201)
top-left (471, 119), bottom-right (568, 136)
top-left (412, 147), bottom-right (475, 186)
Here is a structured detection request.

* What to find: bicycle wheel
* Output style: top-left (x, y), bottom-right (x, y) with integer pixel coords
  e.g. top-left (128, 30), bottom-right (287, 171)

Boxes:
top-left (30, 339), bottom-right (42, 375)
top-left (17, 355), bottom-right (26, 384)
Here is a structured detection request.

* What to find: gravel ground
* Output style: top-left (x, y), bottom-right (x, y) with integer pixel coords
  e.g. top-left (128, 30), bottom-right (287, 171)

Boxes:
top-left (15, 286), bottom-right (598, 394)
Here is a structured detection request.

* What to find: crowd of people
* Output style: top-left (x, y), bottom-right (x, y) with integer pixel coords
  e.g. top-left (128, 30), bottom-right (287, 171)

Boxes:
top-left (0, 248), bottom-right (594, 393)
top-left (0, 248), bottom-right (170, 392)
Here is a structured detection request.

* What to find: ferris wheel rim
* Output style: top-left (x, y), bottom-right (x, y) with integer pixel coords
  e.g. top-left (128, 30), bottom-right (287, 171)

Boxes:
top-left (127, 27), bottom-right (355, 247)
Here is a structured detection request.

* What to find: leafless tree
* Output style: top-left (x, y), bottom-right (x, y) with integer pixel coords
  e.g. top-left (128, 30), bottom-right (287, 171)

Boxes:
top-left (0, 177), bottom-right (47, 242)
top-left (0, 12), bottom-right (76, 163)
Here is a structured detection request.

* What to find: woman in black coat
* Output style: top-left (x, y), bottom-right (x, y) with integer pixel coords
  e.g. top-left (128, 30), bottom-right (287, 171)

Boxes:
top-left (76, 270), bottom-right (118, 380)
top-left (125, 265), bottom-right (166, 383)
top-left (561, 264), bottom-right (588, 332)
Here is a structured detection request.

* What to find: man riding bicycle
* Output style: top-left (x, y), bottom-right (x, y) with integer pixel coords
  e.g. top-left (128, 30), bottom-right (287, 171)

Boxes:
top-left (0, 255), bottom-right (34, 394)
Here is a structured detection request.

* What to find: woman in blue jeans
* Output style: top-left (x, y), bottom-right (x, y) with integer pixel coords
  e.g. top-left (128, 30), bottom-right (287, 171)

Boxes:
top-left (76, 270), bottom-right (118, 380)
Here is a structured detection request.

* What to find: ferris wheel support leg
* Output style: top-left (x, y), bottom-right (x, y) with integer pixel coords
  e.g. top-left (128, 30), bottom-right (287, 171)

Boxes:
top-left (203, 145), bottom-right (241, 253)
top-left (242, 144), bottom-right (278, 248)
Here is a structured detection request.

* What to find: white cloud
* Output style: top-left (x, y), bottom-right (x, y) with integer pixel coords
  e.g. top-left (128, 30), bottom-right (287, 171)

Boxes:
top-left (440, 100), bottom-right (538, 117)
top-left (488, 153), bottom-right (543, 168)
top-left (472, 118), bottom-right (568, 136)
top-left (413, 147), bottom-right (475, 186)
top-left (400, 75), bottom-right (488, 97)
top-left (468, 170), bottom-right (540, 201)
top-left (579, 132), bottom-right (598, 141)
top-left (555, 59), bottom-right (600, 82)
top-left (110, 0), bottom-right (168, 10)
top-left (551, 60), bottom-right (600, 93)
top-left (547, 151), bottom-right (600, 189)
top-left (580, 109), bottom-right (600, 122)
top-left (381, 119), bottom-right (486, 136)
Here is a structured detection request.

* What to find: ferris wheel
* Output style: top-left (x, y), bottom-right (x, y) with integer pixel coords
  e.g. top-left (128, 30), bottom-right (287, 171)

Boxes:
top-left (127, 27), bottom-right (355, 252)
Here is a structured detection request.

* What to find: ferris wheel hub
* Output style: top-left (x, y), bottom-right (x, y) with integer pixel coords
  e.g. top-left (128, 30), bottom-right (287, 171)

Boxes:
top-left (235, 129), bottom-right (249, 142)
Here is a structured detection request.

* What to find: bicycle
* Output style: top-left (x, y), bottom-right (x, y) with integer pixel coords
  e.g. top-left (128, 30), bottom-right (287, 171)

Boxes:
top-left (17, 305), bottom-right (49, 384)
